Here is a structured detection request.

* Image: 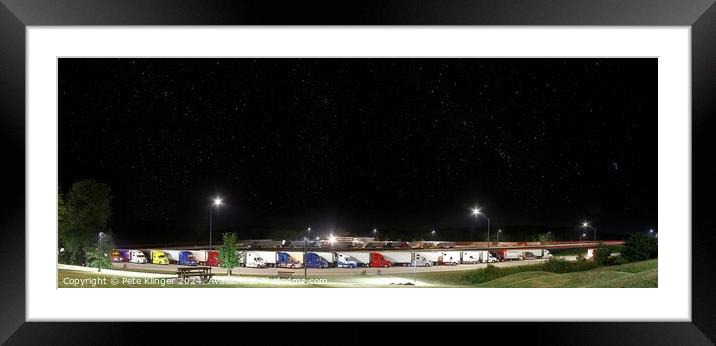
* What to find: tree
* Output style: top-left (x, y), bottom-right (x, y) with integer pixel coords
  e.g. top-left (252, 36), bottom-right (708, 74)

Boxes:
top-left (593, 243), bottom-right (612, 266)
top-left (219, 232), bottom-right (240, 276)
top-left (59, 180), bottom-right (113, 265)
top-left (85, 246), bottom-right (112, 270)
top-left (622, 232), bottom-right (658, 262)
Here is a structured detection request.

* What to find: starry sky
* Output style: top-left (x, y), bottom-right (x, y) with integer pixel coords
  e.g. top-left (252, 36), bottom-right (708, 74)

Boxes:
top-left (59, 58), bottom-right (656, 244)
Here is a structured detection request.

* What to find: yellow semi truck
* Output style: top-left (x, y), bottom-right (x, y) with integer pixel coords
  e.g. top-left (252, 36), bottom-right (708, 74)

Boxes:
top-left (141, 249), bottom-right (169, 265)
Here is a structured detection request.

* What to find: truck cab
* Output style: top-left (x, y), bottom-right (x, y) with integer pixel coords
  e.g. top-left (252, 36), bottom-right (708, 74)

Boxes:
top-left (207, 250), bottom-right (221, 267)
top-left (336, 253), bottom-right (358, 268)
top-left (370, 252), bottom-right (392, 267)
top-left (277, 252), bottom-right (302, 268)
top-left (246, 255), bottom-right (266, 268)
top-left (305, 253), bottom-right (329, 268)
top-left (129, 250), bottom-right (147, 264)
top-left (179, 251), bottom-right (197, 266)
top-left (412, 254), bottom-right (432, 267)
top-left (152, 250), bottom-right (169, 265)
top-left (110, 250), bottom-right (122, 263)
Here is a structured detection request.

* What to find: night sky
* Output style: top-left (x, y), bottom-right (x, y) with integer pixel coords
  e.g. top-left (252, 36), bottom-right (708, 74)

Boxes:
top-left (59, 58), bottom-right (656, 244)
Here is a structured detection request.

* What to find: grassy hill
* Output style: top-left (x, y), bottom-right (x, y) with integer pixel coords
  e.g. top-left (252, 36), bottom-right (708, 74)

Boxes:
top-left (394, 259), bottom-right (657, 288)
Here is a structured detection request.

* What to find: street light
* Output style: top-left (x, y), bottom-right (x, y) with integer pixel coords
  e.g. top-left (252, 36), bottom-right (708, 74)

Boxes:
top-left (546, 231), bottom-right (552, 243)
top-left (431, 229), bottom-right (436, 239)
top-left (373, 228), bottom-right (378, 240)
top-left (305, 226), bottom-right (311, 281)
top-left (581, 233), bottom-right (586, 243)
top-left (97, 232), bottom-right (105, 272)
top-left (497, 229), bottom-right (503, 244)
top-left (209, 197), bottom-right (223, 251)
top-left (581, 221), bottom-right (596, 243)
top-left (472, 207), bottom-right (491, 262)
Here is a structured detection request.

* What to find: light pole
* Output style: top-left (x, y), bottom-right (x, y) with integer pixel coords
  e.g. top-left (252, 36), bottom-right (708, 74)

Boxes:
top-left (546, 231), bottom-right (552, 243)
top-left (431, 229), bottom-right (436, 240)
top-left (472, 207), bottom-right (490, 263)
top-left (581, 233), bottom-right (586, 243)
top-left (97, 232), bottom-right (105, 272)
top-left (373, 228), bottom-right (377, 240)
top-left (209, 197), bottom-right (222, 250)
top-left (497, 229), bottom-right (502, 244)
top-left (582, 221), bottom-right (596, 243)
top-left (304, 226), bottom-right (310, 282)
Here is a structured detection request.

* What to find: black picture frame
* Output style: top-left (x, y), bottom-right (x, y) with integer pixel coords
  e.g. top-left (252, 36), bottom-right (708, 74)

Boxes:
top-left (1, 0), bottom-right (714, 344)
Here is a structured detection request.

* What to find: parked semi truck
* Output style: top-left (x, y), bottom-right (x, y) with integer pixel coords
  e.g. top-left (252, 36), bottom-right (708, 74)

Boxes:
top-left (335, 252), bottom-right (360, 268)
top-left (370, 252), bottom-right (392, 267)
top-left (411, 253), bottom-right (432, 267)
top-left (496, 249), bottom-right (552, 261)
top-left (111, 250), bottom-right (122, 263)
top-left (306, 253), bottom-right (330, 268)
top-left (415, 252), bottom-right (439, 265)
top-left (121, 249), bottom-right (147, 264)
top-left (312, 252), bottom-right (336, 267)
top-left (277, 252), bottom-right (302, 268)
top-left (461, 250), bottom-right (497, 264)
top-left (245, 251), bottom-right (268, 268)
top-left (439, 251), bottom-right (462, 265)
top-left (502, 249), bottom-right (522, 261)
top-left (379, 251), bottom-right (415, 266)
top-left (164, 250), bottom-right (198, 266)
top-left (142, 249), bottom-right (169, 264)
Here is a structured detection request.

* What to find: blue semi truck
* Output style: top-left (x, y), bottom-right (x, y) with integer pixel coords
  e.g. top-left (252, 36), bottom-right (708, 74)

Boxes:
top-left (277, 252), bottom-right (302, 268)
top-left (306, 252), bottom-right (330, 268)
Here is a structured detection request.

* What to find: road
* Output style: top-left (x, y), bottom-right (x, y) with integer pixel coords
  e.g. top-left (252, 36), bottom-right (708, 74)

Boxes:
top-left (111, 256), bottom-right (577, 277)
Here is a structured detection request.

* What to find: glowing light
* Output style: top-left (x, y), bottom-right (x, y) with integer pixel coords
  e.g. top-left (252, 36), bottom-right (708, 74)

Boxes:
top-left (213, 197), bottom-right (223, 206)
top-left (472, 207), bottom-right (481, 216)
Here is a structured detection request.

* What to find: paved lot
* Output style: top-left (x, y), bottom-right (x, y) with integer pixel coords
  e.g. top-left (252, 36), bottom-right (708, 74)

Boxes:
top-left (111, 256), bottom-right (577, 277)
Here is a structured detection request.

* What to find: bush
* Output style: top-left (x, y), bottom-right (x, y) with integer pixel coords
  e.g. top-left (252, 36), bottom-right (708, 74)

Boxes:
top-left (594, 245), bottom-right (613, 266)
top-left (622, 233), bottom-right (658, 262)
top-left (461, 263), bottom-right (543, 284)
top-left (542, 257), bottom-right (597, 273)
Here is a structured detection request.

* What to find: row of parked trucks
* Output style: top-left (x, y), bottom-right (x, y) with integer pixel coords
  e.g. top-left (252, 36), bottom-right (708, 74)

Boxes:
top-left (110, 248), bottom-right (551, 268)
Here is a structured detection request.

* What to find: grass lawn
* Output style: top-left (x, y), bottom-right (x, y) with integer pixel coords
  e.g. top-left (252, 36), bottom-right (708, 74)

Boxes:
top-left (387, 259), bottom-right (657, 288)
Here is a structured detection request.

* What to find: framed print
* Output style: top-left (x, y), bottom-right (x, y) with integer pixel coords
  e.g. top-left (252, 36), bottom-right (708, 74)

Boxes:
top-left (1, 0), bottom-right (715, 344)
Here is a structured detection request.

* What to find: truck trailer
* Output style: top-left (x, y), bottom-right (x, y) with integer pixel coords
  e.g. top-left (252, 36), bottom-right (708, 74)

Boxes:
top-left (415, 251), bottom-right (440, 265)
top-left (461, 250), bottom-right (497, 264)
top-left (379, 251), bottom-right (415, 266)
top-left (439, 251), bottom-right (462, 265)
top-left (245, 251), bottom-right (277, 268)
top-left (312, 252), bottom-right (336, 267)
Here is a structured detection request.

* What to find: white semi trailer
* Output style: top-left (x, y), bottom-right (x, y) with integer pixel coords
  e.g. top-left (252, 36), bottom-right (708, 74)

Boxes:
top-left (522, 248), bottom-right (552, 259)
top-left (244, 251), bottom-right (276, 268)
top-left (415, 251), bottom-right (440, 265)
top-left (312, 251), bottom-right (336, 266)
top-left (380, 251), bottom-right (415, 266)
top-left (461, 251), bottom-right (497, 264)
top-left (439, 251), bottom-right (462, 265)
top-left (190, 250), bottom-right (209, 265)
top-left (340, 252), bottom-right (371, 267)
top-left (245, 251), bottom-right (274, 268)
top-left (164, 249), bottom-right (181, 263)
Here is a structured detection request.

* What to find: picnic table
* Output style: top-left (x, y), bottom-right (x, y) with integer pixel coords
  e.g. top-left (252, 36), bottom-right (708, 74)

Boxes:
top-left (277, 271), bottom-right (294, 278)
top-left (176, 266), bottom-right (214, 284)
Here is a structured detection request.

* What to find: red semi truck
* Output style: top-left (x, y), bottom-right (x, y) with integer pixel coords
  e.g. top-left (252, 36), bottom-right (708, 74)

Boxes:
top-left (370, 252), bottom-right (393, 267)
